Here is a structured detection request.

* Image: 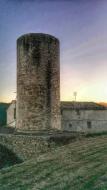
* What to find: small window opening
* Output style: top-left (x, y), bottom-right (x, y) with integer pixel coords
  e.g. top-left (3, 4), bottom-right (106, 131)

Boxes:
top-left (69, 123), bottom-right (72, 128)
top-left (14, 108), bottom-right (16, 119)
top-left (61, 110), bottom-right (63, 115)
top-left (87, 121), bottom-right (92, 129)
top-left (76, 110), bottom-right (80, 115)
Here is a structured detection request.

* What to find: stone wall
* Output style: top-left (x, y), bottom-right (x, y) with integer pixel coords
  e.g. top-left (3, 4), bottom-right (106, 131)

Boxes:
top-left (62, 109), bottom-right (107, 133)
top-left (7, 101), bottom-right (16, 127)
top-left (0, 127), bottom-right (15, 134)
top-left (0, 134), bottom-right (51, 160)
top-left (0, 132), bottom-right (82, 160)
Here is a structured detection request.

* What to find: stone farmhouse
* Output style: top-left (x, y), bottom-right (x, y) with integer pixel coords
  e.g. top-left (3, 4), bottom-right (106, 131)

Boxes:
top-left (7, 100), bottom-right (107, 133)
top-left (61, 101), bottom-right (107, 133)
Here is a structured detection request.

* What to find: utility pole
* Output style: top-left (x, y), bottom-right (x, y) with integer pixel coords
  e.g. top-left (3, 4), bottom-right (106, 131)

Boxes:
top-left (73, 91), bottom-right (77, 101)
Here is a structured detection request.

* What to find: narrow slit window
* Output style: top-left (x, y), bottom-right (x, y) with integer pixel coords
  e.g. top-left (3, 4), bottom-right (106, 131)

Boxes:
top-left (87, 121), bottom-right (92, 129)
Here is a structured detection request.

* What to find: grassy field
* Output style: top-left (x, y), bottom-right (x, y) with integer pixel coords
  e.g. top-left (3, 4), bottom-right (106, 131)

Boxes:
top-left (1, 135), bottom-right (107, 189)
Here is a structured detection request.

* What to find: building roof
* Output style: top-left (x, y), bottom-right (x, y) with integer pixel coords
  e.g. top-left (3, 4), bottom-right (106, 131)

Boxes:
top-left (61, 101), bottom-right (107, 110)
top-left (11, 100), bottom-right (16, 104)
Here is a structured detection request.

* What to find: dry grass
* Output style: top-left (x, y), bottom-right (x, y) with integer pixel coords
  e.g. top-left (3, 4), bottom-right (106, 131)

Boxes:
top-left (1, 135), bottom-right (107, 189)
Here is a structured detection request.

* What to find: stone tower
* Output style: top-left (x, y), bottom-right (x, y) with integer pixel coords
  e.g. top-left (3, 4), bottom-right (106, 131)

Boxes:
top-left (16, 33), bottom-right (61, 131)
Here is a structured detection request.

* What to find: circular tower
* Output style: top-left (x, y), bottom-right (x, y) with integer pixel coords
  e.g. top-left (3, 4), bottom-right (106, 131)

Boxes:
top-left (16, 33), bottom-right (61, 132)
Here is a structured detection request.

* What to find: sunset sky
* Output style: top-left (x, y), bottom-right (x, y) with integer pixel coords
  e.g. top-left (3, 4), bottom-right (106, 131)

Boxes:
top-left (0, 0), bottom-right (107, 102)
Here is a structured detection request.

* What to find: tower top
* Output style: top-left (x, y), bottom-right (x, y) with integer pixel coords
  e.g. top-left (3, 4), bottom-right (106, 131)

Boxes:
top-left (17, 33), bottom-right (59, 44)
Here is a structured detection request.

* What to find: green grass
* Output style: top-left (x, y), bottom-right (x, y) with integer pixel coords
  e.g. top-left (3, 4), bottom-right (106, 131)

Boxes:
top-left (1, 135), bottom-right (107, 189)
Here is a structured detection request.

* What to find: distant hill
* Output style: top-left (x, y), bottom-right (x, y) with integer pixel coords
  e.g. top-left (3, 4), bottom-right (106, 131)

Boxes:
top-left (0, 103), bottom-right (10, 127)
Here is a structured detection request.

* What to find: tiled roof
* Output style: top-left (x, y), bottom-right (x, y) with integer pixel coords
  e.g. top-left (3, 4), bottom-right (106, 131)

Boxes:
top-left (11, 100), bottom-right (16, 104)
top-left (61, 101), bottom-right (107, 110)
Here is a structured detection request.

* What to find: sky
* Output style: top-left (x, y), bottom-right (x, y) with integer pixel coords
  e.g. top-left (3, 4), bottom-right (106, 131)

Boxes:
top-left (0, 0), bottom-right (107, 102)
